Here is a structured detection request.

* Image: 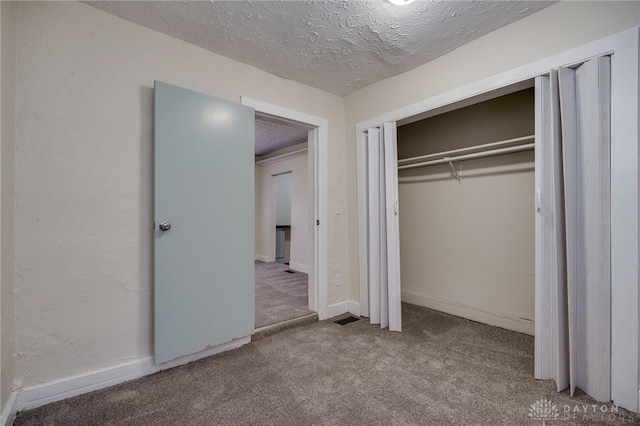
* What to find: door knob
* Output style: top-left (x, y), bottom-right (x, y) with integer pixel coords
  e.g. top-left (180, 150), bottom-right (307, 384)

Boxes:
top-left (159, 221), bottom-right (171, 231)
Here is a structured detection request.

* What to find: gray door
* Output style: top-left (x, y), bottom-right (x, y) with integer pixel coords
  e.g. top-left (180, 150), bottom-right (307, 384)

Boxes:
top-left (154, 81), bottom-right (254, 364)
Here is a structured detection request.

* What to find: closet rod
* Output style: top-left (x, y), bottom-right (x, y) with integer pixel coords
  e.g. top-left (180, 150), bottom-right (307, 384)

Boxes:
top-left (397, 142), bottom-right (534, 170)
top-left (397, 135), bottom-right (534, 166)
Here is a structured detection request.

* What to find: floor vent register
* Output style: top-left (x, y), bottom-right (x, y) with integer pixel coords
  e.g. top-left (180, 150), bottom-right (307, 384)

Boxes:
top-left (334, 316), bottom-right (360, 326)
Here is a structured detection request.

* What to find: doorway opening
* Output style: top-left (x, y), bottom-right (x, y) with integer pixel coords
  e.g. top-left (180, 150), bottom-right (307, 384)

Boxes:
top-left (274, 172), bottom-right (292, 264)
top-left (254, 143), bottom-right (313, 329)
top-left (244, 97), bottom-right (329, 332)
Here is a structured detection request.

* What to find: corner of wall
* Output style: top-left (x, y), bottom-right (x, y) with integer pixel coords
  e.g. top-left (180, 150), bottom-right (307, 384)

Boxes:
top-left (0, 390), bottom-right (17, 426)
top-left (0, 0), bottom-right (17, 417)
top-left (326, 300), bottom-right (361, 319)
top-left (326, 301), bottom-right (349, 318)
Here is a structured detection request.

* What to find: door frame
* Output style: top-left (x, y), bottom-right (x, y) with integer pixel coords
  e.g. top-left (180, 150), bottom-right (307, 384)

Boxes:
top-left (241, 97), bottom-right (328, 320)
top-left (355, 28), bottom-right (639, 411)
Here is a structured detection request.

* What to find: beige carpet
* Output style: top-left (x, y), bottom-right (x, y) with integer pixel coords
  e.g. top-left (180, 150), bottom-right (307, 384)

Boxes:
top-left (14, 303), bottom-right (637, 425)
top-left (254, 261), bottom-right (314, 329)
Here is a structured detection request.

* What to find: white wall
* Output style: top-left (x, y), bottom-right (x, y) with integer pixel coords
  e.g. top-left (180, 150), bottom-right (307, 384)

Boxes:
top-left (397, 90), bottom-right (535, 334)
top-left (255, 152), bottom-right (308, 272)
top-left (12, 1), bottom-right (346, 389)
top-left (0, 0), bottom-right (16, 413)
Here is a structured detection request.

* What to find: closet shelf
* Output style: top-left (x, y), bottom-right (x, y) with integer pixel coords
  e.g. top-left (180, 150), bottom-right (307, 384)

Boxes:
top-left (397, 135), bottom-right (535, 171)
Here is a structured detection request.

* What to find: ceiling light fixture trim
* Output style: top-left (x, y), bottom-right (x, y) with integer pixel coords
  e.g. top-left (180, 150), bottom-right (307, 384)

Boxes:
top-left (387, 0), bottom-right (416, 6)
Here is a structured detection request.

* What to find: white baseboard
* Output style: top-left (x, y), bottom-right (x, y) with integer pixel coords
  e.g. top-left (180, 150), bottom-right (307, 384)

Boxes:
top-left (327, 300), bottom-right (361, 319)
top-left (1, 391), bottom-right (18, 426)
top-left (288, 262), bottom-right (308, 274)
top-left (402, 292), bottom-right (534, 335)
top-left (327, 301), bottom-right (349, 318)
top-left (255, 255), bottom-right (269, 262)
top-left (348, 301), bottom-right (361, 317)
top-left (17, 336), bottom-right (251, 411)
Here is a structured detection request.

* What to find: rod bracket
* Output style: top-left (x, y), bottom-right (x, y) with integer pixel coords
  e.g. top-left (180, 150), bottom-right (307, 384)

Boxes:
top-left (444, 157), bottom-right (462, 183)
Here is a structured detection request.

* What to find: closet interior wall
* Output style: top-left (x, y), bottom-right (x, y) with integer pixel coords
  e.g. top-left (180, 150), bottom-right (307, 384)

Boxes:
top-left (397, 89), bottom-right (535, 335)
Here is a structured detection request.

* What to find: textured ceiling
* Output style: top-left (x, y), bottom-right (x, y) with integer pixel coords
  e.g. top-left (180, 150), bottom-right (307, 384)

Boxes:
top-left (255, 117), bottom-right (309, 156)
top-left (87, 0), bottom-right (555, 97)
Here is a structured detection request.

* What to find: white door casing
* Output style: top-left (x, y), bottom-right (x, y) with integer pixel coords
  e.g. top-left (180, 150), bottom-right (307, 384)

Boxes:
top-left (242, 97), bottom-right (329, 320)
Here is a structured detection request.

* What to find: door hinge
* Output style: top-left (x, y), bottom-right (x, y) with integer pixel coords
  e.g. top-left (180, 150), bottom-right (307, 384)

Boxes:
top-left (316, 220), bottom-right (320, 226)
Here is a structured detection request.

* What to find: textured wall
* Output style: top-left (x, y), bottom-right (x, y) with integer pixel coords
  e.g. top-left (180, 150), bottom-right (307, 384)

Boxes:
top-left (343, 0), bottom-right (640, 302)
top-left (1, 0), bottom-right (16, 411)
top-left (13, 1), bottom-right (346, 388)
top-left (397, 90), bottom-right (535, 334)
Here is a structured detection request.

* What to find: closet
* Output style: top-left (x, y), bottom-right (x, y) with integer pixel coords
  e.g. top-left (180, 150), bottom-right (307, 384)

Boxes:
top-left (396, 89), bottom-right (535, 335)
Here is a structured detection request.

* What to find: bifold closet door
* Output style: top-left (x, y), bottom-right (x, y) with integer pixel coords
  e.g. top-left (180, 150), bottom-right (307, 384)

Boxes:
top-left (535, 56), bottom-right (611, 403)
top-left (367, 123), bottom-right (402, 332)
top-left (535, 72), bottom-right (570, 391)
top-left (560, 56), bottom-right (611, 402)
